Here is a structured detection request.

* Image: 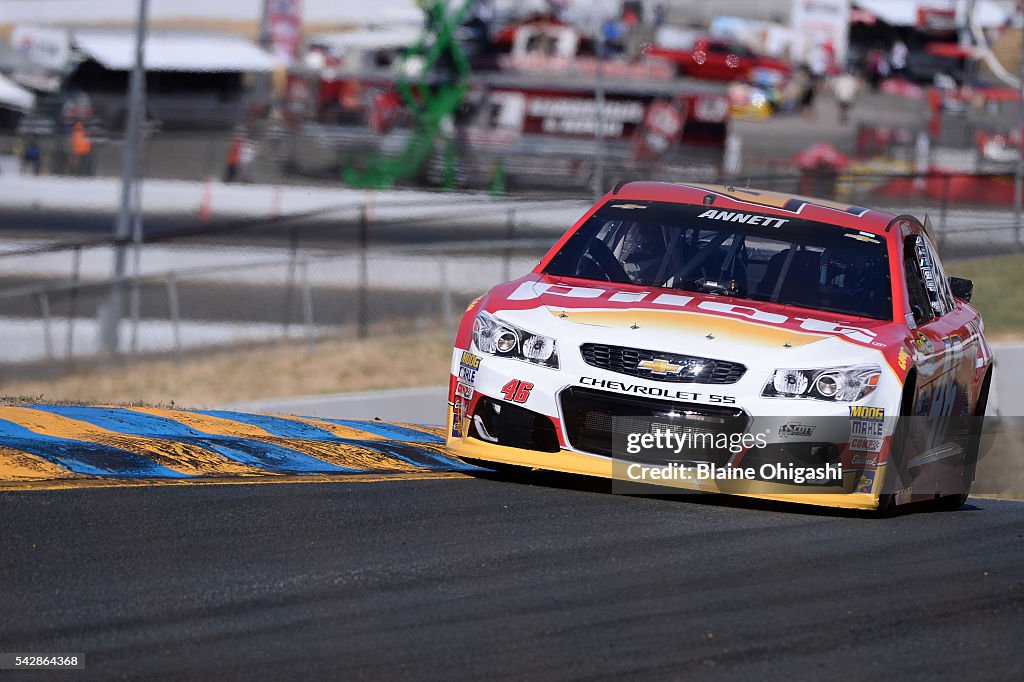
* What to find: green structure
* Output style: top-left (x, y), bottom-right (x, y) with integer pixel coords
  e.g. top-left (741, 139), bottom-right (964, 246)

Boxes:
top-left (344, 0), bottom-right (473, 189)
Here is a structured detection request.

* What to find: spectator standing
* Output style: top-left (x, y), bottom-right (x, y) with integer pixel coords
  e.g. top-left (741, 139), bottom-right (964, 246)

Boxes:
top-left (865, 46), bottom-right (889, 91)
top-left (238, 136), bottom-right (257, 183)
top-left (889, 39), bottom-right (908, 77)
top-left (602, 18), bottom-right (623, 56)
top-left (797, 66), bottom-right (818, 121)
top-left (807, 43), bottom-right (829, 80)
top-left (70, 122), bottom-right (93, 176)
top-left (653, 2), bottom-right (666, 28)
top-left (833, 71), bottom-right (859, 124)
top-left (224, 134), bottom-right (242, 182)
top-left (22, 136), bottom-right (42, 175)
top-left (651, 2), bottom-right (667, 27)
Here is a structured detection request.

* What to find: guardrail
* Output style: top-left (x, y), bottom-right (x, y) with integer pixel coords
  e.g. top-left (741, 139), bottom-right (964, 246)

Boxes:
top-left (0, 238), bottom-right (552, 379)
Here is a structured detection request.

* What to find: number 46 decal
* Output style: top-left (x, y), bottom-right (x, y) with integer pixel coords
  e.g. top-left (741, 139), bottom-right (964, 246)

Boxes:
top-left (501, 380), bottom-right (534, 403)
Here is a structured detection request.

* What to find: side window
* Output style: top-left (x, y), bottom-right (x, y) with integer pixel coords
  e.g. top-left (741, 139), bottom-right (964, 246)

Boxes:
top-left (912, 234), bottom-right (953, 317)
top-left (922, 235), bottom-right (957, 313)
top-left (903, 235), bottom-right (934, 326)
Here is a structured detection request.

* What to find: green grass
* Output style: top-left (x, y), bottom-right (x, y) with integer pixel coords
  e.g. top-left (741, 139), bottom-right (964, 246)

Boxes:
top-left (948, 253), bottom-right (1024, 339)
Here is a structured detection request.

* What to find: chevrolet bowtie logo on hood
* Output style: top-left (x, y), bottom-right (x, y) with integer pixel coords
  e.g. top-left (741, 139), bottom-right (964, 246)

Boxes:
top-left (637, 359), bottom-right (691, 375)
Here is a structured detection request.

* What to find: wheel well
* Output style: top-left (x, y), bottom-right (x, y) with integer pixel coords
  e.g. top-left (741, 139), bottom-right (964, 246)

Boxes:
top-left (976, 366), bottom-right (993, 416)
top-left (900, 368), bottom-right (917, 416)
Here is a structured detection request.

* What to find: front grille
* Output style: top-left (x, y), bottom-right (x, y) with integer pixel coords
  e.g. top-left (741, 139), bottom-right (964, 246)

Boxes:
top-left (580, 343), bottom-right (746, 384)
top-left (560, 386), bottom-right (749, 463)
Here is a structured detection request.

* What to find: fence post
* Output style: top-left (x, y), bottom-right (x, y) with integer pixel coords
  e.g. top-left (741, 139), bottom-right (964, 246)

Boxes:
top-left (358, 203), bottom-right (369, 339)
top-left (166, 273), bottom-right (182, 365)
top-left (440, 256), bottom-right (453, 340)
top-left (39, 292), bottom-right (54, 379)
top-left (129, 268), bottom-right (141, 356)
top-left (65, 245), bottom-right (82, 364)
top-left (503, 207), bottom-right (515, 282)
top-left (933, 174), bottom-right (946, 250)
top-left (283, 225), bottom-right (298, 335)
top-left (300, 257), bottom-right (315, 356)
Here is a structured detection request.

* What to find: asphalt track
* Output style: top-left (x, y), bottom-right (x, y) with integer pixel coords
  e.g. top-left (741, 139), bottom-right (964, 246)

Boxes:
top-left (1, 406), bottom-right (1023, 680)
top-left (0, 473), bottom-right (1022, 681)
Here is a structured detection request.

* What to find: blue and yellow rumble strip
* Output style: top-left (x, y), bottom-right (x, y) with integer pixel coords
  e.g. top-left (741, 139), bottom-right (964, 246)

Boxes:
top-left (0, 405), bottom-right (476, 490)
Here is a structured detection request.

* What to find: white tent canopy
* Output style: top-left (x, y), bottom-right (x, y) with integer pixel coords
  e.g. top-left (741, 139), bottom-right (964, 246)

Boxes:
top-left (72, 30), bottom-right (277, 73)
top-left (0, 71), bottom-right (35, 111)
top-left (307, 27), bottom-right (421, 54)
top-left (854, 0), bottom-right (1010, 29)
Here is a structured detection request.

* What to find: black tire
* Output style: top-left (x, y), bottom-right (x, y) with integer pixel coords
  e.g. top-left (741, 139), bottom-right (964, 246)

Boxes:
top-left (873, 376), bottom-right (917, 517)
top-left (933, 369), bottom-right (992, 511)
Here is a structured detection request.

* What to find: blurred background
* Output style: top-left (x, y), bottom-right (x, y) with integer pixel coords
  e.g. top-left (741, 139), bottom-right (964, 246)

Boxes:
top-left (0, 0), bottom-right (1022, 411)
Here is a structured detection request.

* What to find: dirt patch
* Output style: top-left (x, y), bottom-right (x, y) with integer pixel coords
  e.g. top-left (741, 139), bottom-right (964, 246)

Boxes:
top-left (0, 331), bottom-right (454, 409)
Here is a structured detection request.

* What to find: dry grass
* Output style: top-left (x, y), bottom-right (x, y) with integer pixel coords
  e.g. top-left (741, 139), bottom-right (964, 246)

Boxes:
top-left (0, 332), bottom-right (454, 409)
top-left (1, 251), bottom-right (1021, 409)
top-left (949, 253), bottom-right (1024, 340)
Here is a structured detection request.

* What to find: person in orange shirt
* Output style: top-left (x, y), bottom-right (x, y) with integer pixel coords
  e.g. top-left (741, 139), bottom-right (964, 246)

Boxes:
top-left (224, 134), bottom-right (242, 182)
top-left (70, 122), bottom-right (93, 176)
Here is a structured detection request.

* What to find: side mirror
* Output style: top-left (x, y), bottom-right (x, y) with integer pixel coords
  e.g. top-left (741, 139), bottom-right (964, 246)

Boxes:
top-left (948, 276), bottom-right (973, 303)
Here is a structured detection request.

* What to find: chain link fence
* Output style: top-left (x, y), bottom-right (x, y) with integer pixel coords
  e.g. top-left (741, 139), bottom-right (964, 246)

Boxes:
top-left (0, 166), bottom-right (1020, 382)
top-left (0, 232), bottom-right (551, 381)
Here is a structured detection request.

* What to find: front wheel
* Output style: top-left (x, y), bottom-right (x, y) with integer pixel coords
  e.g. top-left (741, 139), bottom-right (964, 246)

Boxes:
top-left (933, 370), bottom-right (992, 511)
top-left (872, 380), bottom-right (916, 517)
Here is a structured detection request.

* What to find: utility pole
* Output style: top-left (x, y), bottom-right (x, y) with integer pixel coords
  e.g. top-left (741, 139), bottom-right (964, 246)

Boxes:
top-left (1015, 1), bottom-right (1024, 226)
top-left (255, 0), bottom-right (271, 105)
top-left (100, 0), bottom-right (148, 354)
top-left (593, 28), bottom-right (606, 201)
top-left (960, 0), bottom-right (977, 84)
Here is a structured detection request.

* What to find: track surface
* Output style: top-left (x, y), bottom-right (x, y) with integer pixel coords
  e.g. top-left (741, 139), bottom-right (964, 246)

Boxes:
top-left (2, 475), bottom-right (1022, 680)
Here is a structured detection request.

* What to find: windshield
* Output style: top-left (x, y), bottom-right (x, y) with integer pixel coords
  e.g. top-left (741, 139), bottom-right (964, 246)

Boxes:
top-left (544, 201), bottom-right (892, 320)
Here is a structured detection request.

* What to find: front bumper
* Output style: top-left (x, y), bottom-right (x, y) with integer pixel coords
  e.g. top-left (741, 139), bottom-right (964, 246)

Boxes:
top-left (446, 345), bottom-right (898, 510)
top-left (448, 407), bottom-right (885, 511)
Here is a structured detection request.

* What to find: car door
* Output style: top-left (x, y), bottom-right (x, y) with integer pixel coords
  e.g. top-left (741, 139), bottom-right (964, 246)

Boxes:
top-left (900, 230), bottom-right (976, 492)
top-left (701, 41), bottom-right (735, 80)
top-left (729, 43), bottom-right (757, 78)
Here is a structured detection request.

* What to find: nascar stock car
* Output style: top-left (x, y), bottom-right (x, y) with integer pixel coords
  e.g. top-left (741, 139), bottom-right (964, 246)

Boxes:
top-left (446, 182), bottom-right (993, 512)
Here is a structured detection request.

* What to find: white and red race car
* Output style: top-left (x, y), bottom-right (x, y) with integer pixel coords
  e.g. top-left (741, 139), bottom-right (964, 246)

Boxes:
top-left (446, 182), bottom-right (993, 512)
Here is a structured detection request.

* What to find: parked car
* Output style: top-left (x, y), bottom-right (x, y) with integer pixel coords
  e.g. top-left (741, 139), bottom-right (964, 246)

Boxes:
top-left (646, 28), bottom-right (791, 82)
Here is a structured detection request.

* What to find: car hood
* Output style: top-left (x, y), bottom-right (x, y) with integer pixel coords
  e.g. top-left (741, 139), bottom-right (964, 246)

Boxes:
top-left (483, 274), bottom-right (901, 368)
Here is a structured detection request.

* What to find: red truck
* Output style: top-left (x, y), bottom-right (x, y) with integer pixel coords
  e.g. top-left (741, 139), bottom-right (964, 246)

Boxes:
top-left (646, 30), bottom-right (791, 82)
